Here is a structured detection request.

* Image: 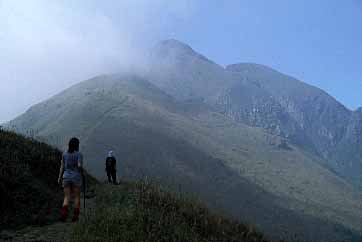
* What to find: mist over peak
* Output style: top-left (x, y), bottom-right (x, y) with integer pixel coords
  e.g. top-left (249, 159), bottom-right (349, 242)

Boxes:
top-left (0, 1), bottom-right (197, 123)
top-left (158, 39), bottom-right (194, 51)
top-left (150, 38), bottom-right (217, 67)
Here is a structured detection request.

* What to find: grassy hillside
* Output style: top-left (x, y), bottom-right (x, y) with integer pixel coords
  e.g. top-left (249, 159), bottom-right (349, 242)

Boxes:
top-left (1, 124), bottom-right (360, 242)
top-left (0, 129), bottom-right (271, 242)
top-left (5, 74), bottom-right (362, 241)
top-left (0, 129), bottom-right (96, 230)
top-left (71, 181), bottom-right (269, 242)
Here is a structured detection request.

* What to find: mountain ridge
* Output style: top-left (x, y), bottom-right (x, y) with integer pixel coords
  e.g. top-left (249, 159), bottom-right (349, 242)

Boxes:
top-left (147, 40), bottom-right (361, 186)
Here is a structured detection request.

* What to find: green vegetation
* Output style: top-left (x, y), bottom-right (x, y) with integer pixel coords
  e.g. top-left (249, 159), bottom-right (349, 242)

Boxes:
top-left (0, 128), bottom-right (269, 242)
top-left (71, 181), bottom-right (268, 242)
top-left (0, 128), bottom-right (96, 229)
top-left (0, 128), bottom-right (62, 228)
top-left (1, 126), bottom-right (361, 242)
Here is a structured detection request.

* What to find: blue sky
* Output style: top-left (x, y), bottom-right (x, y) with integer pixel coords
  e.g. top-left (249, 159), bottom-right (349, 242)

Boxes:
top-left (0, 0), bottom-right (361, 123)
top-left (165, 0), bottom-right (361, 110)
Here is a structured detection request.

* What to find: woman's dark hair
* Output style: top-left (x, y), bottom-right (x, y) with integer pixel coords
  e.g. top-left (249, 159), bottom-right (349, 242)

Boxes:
top-left (68, 137), bottom-right (80, 153)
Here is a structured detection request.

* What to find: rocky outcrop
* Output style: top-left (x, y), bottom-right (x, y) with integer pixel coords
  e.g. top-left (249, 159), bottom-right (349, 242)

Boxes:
top-left (225, 63), bottom-right (360, 184)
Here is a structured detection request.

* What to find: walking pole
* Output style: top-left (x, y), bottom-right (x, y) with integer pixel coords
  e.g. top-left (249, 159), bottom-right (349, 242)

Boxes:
top-left (82, 172), bottom-right (86, 210)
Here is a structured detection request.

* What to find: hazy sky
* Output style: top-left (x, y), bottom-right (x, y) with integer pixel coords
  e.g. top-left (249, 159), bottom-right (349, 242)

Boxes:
top-left (1, 0), bottom-right (361, 123)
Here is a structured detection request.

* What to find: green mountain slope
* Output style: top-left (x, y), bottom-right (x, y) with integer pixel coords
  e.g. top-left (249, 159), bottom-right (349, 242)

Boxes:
top-left (6, 74), bottom-right (362, 241)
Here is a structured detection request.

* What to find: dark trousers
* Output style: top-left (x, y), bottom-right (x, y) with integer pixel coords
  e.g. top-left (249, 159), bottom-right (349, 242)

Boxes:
top-left (106, 168), bottom-right (117, 184)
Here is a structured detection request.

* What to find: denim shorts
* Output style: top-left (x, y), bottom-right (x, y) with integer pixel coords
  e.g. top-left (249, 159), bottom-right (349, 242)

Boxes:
top-left (62, 176), bottom-right (82, 188)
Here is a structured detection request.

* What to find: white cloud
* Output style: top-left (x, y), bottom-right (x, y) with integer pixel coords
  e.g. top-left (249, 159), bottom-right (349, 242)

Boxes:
top-left (0, 0), bottom-right (197, 123)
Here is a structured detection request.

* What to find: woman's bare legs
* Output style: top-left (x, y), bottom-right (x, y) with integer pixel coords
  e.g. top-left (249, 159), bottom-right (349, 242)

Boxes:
top-left (73, 186), bottom-right (81, 209)
top-left (72, 186), bottom-right (81, 222)
top-left (63, 186), bottom-right (71, 206)
top-left (60, 186), bottom-right (71, 221)
top-left (61, 184), bottom-right (81, 221)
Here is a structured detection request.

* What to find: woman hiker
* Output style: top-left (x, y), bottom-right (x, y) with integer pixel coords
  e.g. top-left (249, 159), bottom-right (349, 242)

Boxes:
top-left (57, 137), bottom-right (84, 222)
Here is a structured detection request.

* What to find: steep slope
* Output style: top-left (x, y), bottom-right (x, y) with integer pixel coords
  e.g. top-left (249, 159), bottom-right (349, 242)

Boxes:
top-left (331, 108), bottom-right (362, 186)
top-left (225, 63), bottom-right (351, 155)
top-left (6, 74), bottom-right (362, 241)
top-left (225, 63), bottom-right (360, 185)
top-left (215, 78), bottom-right (316, 154)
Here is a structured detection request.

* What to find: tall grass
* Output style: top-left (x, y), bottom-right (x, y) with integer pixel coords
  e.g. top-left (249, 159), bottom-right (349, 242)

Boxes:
top-left (71, 180), bottom-right (269, 242)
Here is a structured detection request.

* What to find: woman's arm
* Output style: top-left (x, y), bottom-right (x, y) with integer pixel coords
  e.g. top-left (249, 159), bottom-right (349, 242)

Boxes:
top-left (58, 158), bottom-right (64, 184)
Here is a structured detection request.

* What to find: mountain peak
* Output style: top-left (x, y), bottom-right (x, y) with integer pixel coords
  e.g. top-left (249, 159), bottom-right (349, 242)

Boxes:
top-left (153, 39), bottom-right (195, 56)
top-left (150, 39), bottom-right (221, 68)
top-left (158, 39), bottom-right (193, 50)
top-left (151, 39), bottom-right (213, 63)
